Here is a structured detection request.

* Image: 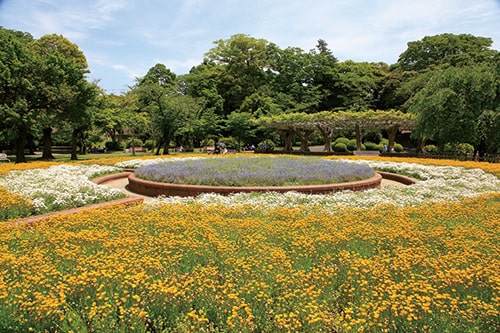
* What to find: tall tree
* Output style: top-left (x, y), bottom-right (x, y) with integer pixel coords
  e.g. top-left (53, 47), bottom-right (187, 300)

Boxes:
top-left (309, 39), bottom-right (339, 111)
top-left (136, 64), bottom-right (177, 153)
top-left (32, 34), bottom-right (90, 160)
top-left (205, 34), bottom-right (271, 115)
top-left (396, 33), bottom-right (497, 71)
top-left (332, 60), bottom-right (387, 110)
top-left (0, 27), bottom-right (36, 163)
top-left (267, 45), bottom-right (322, 113)
top-left (406, 64), bottom-right (497, 155)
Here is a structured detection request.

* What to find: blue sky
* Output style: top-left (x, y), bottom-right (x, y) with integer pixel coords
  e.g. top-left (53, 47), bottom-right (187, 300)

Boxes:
top-left (1, 0), bottom-right (499, 93)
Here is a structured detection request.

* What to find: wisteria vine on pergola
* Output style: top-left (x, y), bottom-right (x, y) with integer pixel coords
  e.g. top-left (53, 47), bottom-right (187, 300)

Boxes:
top-left (259, 110), bottom-right (416, 152)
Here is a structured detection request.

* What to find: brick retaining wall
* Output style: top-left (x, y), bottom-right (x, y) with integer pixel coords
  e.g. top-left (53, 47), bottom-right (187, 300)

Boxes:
top-left (127, 172), bottom-right (384, 197)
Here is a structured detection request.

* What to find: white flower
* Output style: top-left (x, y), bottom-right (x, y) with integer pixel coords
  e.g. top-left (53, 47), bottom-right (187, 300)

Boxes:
top-left (0, 164), bottom-right (124, 213)
top-left (148, 160), bottom-right (500, 212)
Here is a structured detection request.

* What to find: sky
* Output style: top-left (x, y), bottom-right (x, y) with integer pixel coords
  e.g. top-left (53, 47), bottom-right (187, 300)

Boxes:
top-left (1, 0), bottom-right (499, 94)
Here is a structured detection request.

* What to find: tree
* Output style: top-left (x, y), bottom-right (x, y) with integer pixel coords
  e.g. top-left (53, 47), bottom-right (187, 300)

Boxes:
top-left (0, 27), bottom-right (37, 163)
top-left (150, 94), bottom-right (200, 154)
top-left (136, 64), bottom-right (177, 154)
top-left (205, 34), bottom-right (271, 115)
top-left (309, 39), bottom-right (339, 111)
top-left (30, 34), bottom-right (90, 159)
top-left (332, 61), bottom-right (387, 110)
top-left (396, 33), bottom-right (497, 71)
top-left (225, 111), bottom-right (256, 151)
top-left (406, 64), bottom-right (497, 155)
top-left (267, 45), bottom-right (322, 113)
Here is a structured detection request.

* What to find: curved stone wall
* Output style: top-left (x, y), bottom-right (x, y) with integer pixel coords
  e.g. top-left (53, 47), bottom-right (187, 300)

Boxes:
top-left (376, 171), bottom-right (417, 185)
top-left (127, 172), bottom-right (384, 197)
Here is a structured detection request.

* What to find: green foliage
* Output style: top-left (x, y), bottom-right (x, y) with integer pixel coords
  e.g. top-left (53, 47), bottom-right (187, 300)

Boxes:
top-left (393, 143), bottom-right (404, 152)
top-left (333, 142), bottom-right (348, 152)
top-left (347, 139), bottom-right (357, 151)
top-left (256, 139), bottom-right (275, 153)
top-left (127, 138), bottom-right (143, 148)
top-left (424, 144), bottom-right (438, 153)
top-left (396, 33), bottom-right (496, 71)
top-left (143, 140), bottom-right (155, 151)
top-left (477, 109), bottom-right (500, 154)
top-left (363, 130), bottom-right (382, 143)
top-left (217, 137), bottom-right (238, 149)
top-left (443, 143), bottom-right (474, 155)
top-left (364, 141), bottom-right (381, 151)
top-left (225, 111), bottom-right (256, 151)
top-left (334, 137), bottom-right (350, 145)
top-left (407, 64), bottom-right (497, 148)
top-left (104, 141), bottom-right (123, 152)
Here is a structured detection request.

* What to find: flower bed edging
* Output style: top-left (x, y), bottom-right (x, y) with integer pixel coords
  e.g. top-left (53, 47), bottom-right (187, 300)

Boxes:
top-left (9, 196), bottom-right (143, 227)
top-left (376, 171), bottom-right (418, 185)
top-left (127, 172), bottom-right (384, 197)
top-left (92, 171), bottom-right (133, 184)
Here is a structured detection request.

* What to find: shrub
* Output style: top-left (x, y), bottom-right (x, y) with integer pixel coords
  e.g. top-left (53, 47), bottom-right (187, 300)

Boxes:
top-left (442, 143), bottom-right (474, 155)
top-left (256, 139), bottom-right (275, 153)
top-left (424, 144), bottom-right (438, 153)
top-left (362, 130), bottom-right (382, 143)
top-left (334, 137), bottom-right (350, 145)
top-left (333, 142), bottom-right (348, 152)
top-left (364, 141), bottom-right (381, 151)
top-left (105, 141), bottom-right (123, 152)
top-left (347, 139), bottom-right (357, 151)
top-left (127, 138), bottom-right (143, 148)
top-left (347, 139), bottom-right (367, 151)
top-left (393, 143), bottom-right (404, 152)
top-left (456, 143), bottom-right (474, 155)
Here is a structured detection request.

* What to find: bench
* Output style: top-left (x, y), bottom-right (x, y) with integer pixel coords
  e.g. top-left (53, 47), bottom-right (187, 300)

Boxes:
top-left (0, 153), bottom-right (10, 162)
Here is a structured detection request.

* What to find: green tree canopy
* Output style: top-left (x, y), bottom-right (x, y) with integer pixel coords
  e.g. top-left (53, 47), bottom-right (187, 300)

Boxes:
top-left (396, 33), bottom-right (497, 71)
top-left (406, 64), bottom-right (498, 155)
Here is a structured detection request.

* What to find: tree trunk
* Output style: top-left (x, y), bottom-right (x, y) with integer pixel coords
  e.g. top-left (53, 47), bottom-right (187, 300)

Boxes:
top-left (297, 129), bottom-right (313, 152)
top-left (155, 141), bottom-right (162, 155)
top-left (15, 125), bottom-right (27, 163)
top-left (355, 124), bottom-right (362, 151)
top-left (41, 127), bottom-right (55, 160)
top-left (162, 141), bottom-right (169, 155)
top-left (280, 130), bottom-right (295, 152)
top-left (416, 136), bottom-right (426, 154)
top-left (70, 129), bottom-right (79, 160)
top-left (317, 126), bottom-right (333, 152)
top-left (387, 126), bottom-right (398, 152)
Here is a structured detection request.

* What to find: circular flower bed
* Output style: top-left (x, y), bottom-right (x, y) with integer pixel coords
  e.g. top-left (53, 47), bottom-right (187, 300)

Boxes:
top-left (129, 156), bottom-right (380, 197)
top-left (133, 156), bottom-right (375, 186)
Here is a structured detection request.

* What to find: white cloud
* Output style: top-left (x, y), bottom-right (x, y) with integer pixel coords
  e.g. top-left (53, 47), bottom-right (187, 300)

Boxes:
top-left (1, 0), bottom-right (498, 91)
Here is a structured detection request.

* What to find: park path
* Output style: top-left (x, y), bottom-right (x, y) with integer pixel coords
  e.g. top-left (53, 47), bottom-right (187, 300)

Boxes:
top-left (101, 177), bottom-right (154, 203)
top-left (101, 175), bottom-right (404, 203)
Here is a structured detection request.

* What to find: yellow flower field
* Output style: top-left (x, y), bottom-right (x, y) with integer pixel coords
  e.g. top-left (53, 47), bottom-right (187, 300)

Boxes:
top-left (0, 155), bottom-right (499, 332)
top-left (0, 194), bottom-right (499, 332)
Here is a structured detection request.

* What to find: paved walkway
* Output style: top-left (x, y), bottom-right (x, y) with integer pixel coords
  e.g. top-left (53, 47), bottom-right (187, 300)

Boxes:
top-left (101, 176), bottom-right (405, 202)
top-left (102, 177), bottom-right (154, 203)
